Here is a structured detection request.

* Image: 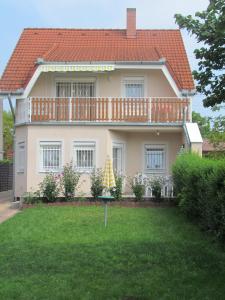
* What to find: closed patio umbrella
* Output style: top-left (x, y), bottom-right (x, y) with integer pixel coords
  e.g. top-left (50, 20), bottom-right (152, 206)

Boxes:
top-left (100, 156), bottom-right (115, 227)
top-left (103, 156), bottom-right (116, 190)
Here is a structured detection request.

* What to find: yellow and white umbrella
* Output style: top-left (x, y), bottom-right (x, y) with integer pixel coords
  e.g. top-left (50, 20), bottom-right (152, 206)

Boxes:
top-left (103, 156), bottom-right (116, 190)
top-left (101, 156), bottom-right (115, 227)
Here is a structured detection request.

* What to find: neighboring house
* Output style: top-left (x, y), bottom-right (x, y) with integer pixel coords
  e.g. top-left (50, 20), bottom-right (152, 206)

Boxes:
top-left (0, 99), bottom-right (3, 160)
top-left (0, 8), bottom-right (202, 198)
top-left (202, 139), bottom-right (225, 156)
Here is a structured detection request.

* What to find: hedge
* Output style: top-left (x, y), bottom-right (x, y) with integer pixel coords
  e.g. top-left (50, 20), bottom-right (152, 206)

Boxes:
top-left (172, 153), bottom-right (225, 242)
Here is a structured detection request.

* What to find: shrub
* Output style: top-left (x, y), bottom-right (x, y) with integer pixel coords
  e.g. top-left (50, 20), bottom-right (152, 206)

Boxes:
top-left (23, 191), bottom-right (41, 204)
top-left (110, 174), bottom-right (123, 201)
top-left (150, 178), bottom-right (162, 202)
top-left (90, 169), bottom-right (104, 199)
top-left (60, 163), bottom-right (80, 200)
top-left (130, 174), bottom-right (146, 201)
top-left (39, 173), bottom-right (59, 202)
top-left (172, 153), bottom-right (225, 242)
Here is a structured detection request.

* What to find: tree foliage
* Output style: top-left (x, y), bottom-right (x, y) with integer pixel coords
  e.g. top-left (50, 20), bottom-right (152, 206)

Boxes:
top-left (192, 111), bottom-right (211, 137)
top-left (175, 0), bottom-right (225, 107)
top-left (3, 111), bottom-right (13, 159)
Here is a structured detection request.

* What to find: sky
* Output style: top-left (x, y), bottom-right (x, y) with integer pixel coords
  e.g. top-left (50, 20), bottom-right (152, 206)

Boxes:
top-left (0, 0), bottom-right (221, 117)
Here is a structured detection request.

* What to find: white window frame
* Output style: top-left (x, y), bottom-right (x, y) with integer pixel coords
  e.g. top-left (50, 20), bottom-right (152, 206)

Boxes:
top-left (144, 144), bottom-right (166, 173)
top-left (17, 141), bottom-right (25, 173)
top-left (112, 142), bottom-right (125, 175)
top-left (39, 141), bottom-right (62, 173)
top-left (73, 141), bottom-right (96, 173)
top-left (55, 78), bottom-right (96, 98)
top-left (122, 77), bottom-right (145, 98)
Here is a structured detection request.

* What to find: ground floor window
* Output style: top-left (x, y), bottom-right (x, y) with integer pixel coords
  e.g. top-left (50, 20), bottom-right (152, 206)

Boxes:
top-left (113, 143), bottom-right (124, 175)
top-left (17, 141), bottom-right (25, 173)
top-left (39, 141), bottom-right (62, 172)
top-left (145, 145), bottom-right (166, 171)
top-left (73, 141), bottom-right (96, 172)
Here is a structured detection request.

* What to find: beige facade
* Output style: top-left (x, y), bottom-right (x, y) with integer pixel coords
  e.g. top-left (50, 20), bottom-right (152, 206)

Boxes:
top-left (14, 67), bottom-right (201, 198)
top-left (15, 124), bottom-right (183, 197)
top-left (30, 69), bottom-right (176, 98)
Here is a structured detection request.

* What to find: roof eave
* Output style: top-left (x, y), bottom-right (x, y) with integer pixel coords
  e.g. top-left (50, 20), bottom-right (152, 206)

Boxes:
top-left (36, 58), bottom-right (167, 66)
top-left (0, 89), bottom-right (24, 97)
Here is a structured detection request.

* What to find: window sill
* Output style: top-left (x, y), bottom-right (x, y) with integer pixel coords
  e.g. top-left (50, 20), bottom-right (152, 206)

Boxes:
top-left (39, 170), bottom-right (61, 173)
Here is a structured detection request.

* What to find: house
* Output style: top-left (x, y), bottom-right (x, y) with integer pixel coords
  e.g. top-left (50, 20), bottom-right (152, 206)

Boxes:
top-left (202, 138), bottom-right (225, 157)
top-left (0, 8), bottom-right (202, 199)
top-left (0, 99), bottom-right (3, 160)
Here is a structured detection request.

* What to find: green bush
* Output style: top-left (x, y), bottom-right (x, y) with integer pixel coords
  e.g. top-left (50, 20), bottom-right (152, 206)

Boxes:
top-left (150, 178), bottom-right (163, 202)
top-left (39, 173), bottom-right (60, 202)
top-left (90, 169), bottom-right (104, 199)
top-left (110, 174), bottom-right (123, 201)
top-left (172, 153), bottom-right (225, 242)
top-left (60, 163), bottom-right (80, 200)
top-left (23, 191), bottom-right (41, 204)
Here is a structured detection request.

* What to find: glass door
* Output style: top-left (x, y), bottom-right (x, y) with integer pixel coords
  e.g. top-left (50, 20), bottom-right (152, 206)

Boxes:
top-left (112, 143), bottom-right (124, 175)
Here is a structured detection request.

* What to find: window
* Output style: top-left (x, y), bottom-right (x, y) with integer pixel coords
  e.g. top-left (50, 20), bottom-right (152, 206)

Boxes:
top-left (73, 142), bottom-right (96, 171)
top-left (56, 82), bottom-right (95, 97)
top-left (39, 142), bottom-right (62, 172)
top-left (113, 143), bottom-right (124, 174)
top-left (145, 145), bottom-right (166, 171)
top-left (124, 78), bottom-right (144, 97)
top-left (17, 142), bottom-right (25, 173)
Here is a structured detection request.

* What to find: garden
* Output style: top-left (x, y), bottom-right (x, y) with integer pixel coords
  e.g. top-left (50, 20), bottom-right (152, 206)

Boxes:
top-left (0, 205), bottom-right (225, 299)
top-left (23, 162), bottom-right (172, 204)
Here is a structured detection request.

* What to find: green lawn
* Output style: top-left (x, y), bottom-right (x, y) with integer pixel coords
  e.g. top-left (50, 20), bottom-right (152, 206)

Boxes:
top-left (0, 206), bottom-right (225, 300)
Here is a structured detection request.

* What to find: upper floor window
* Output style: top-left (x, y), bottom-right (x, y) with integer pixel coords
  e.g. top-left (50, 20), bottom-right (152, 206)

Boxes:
top-left (145, 145), bottom-right (166, 171)
top-left (123, 78), bottom-right (144, 98)
top-left (39, 141), bottom-right (62, 172)
top-left (56, 82), bottom-right (95, 97)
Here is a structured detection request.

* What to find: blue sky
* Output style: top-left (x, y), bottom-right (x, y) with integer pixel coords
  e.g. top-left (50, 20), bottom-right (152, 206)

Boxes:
top-left (0, 0), bottom-right (221, 117)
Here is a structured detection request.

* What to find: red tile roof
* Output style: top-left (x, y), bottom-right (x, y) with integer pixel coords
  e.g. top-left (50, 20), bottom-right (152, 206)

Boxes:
top-left (202, 139), bottom-right (225, 153)
top-left (0, 29), bottom-right (195, 92)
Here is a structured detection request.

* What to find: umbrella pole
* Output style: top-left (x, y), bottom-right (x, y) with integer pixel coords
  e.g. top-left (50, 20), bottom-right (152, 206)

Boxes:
top-left (104, 203), bottom-right (107, 227)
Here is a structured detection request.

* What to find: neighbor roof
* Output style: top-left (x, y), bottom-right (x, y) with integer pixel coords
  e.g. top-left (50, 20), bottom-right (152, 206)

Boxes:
top-left (202, 139), bottom-right (225, 153)
top-left (0, 28), bottom-right (195, 93)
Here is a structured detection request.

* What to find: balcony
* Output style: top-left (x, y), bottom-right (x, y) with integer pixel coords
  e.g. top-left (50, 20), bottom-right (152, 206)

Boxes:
top-left (16, 97), bottom-right (191, 125)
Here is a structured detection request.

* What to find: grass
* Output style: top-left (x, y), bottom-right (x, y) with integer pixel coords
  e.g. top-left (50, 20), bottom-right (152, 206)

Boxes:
top-left (0, 206), bottom-right (225, 300)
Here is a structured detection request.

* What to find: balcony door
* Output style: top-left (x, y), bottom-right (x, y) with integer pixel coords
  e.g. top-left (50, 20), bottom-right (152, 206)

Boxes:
top-left (56, 81), bottom-right (96, 120)
top-left (56, 82), bottom-right (95, 97)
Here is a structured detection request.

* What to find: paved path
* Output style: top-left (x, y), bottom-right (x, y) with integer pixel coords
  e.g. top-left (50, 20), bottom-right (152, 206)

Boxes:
top-left (0, 199), bottom-right (20, 224)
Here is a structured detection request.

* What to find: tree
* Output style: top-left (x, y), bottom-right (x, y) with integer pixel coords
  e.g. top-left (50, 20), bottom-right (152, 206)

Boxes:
top-left (175, 0), bottom-right (225, 107)
top-left (192, 111), bottom-right (211, 137)
top-left (3, 111), bottom-right (13, 159)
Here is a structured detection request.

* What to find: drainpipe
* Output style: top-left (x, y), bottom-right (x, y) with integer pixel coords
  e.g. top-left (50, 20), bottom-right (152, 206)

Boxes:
top-left (182, 106), bottom-right (191, 150)
top-left (7, 95), bottom-right (16, 202)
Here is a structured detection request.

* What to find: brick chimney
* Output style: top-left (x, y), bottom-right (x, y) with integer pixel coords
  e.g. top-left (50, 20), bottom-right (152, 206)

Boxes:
top-left (126, 8), bottom-right (136, 38)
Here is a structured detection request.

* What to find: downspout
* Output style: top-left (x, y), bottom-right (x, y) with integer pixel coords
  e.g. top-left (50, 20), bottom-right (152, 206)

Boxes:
top-left (7, 95), bottom-right (16, 202)
top-left (182, 106), bottom-right (191, 150)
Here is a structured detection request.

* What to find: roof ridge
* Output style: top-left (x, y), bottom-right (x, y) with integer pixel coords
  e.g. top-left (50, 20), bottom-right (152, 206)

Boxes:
top-left (23, 28), bottom-right (180, 31)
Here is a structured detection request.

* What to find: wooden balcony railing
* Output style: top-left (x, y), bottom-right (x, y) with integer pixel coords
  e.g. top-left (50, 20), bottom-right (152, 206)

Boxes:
top-left (16, 97), bottom-right (191, 124)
